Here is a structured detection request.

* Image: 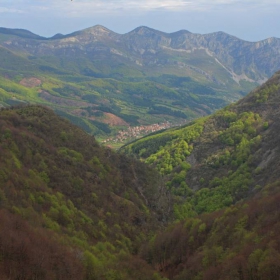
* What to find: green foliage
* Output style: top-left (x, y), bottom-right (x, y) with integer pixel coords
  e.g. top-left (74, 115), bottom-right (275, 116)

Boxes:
top-left (122, 118), bottom-right (205, 175)
top-left (254, 84), bottom-right (279, 103)
top-left (218, 112), bottom-right (261, 146)
top-left (174, 202), bottom-right (197, 220)
top-left (123, 97), bottom-right (267, 219)
top-left (0, 105), bottom-right (170, 279)
top-left (58, 147), bottom-right (84, 162)
top-left (143, 183), bottom-right (280, 280)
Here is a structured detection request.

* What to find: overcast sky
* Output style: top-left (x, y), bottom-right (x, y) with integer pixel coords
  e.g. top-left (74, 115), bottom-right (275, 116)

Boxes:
top-left (0, 0), bottom-right (279, 41)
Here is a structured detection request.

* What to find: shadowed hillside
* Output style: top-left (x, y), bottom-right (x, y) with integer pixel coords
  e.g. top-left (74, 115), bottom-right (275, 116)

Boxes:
top-left (0, 105), bottom-right (170, 279)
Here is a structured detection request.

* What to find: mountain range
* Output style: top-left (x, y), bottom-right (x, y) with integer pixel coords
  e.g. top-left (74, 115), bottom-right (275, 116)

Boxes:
top-left (1, 25), bottom-right (280, 144)
top-left (2, 25), bottom-right (280, 84)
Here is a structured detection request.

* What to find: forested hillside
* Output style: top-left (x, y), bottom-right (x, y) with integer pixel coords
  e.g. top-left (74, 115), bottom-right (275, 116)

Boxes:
top-left (2, 72), bottom-right (280, 279)
top-left (0, 105), bottom-right (170, 279)
top-left (121, 71), bottom-right (280, 218)
top-left (141, 182), bottom-right (280, 279)
top-left (120, 71), bottom-right (280, 280)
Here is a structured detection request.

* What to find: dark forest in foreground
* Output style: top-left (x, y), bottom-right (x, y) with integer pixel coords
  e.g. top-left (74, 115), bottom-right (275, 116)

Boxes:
top-left (1, 71), bottom-right (280, 278)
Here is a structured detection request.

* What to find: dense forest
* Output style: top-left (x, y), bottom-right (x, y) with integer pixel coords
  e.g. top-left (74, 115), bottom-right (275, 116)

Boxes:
top-left (118, 71), bottom-right (280, 279)
top-left (0, 105), bottom-right (170, 279)
top-left (1, 71), bottom-right (280, 279)
top-left (121, 71), bottom-right (280, 218)
top-left (141, 182), bottom-right (280, 279)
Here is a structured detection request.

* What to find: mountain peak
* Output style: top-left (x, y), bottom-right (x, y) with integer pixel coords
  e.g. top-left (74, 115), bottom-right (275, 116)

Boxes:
top-left (130, 26), bottom-right (165, 36)
top-left (79, 25), bottom-right (119, 36)
top-left (85, 25), bottom-right (111, 33)
top-left (264, 37), bottom-right (278, 44)
top-left (208, 31), bottom-right (237, 39)
top-left (65, 25), bottom-right (117, 39)
top-left (50, 33), bottom-right (64, 40)
top-left (128, 26), bottom-right (192, 39)
top-left (170, 29), bottom-right (191, 35)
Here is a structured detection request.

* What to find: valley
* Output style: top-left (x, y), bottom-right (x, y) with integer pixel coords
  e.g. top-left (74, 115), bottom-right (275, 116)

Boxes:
top-left (1, 70), bottom-right (280, 279)
top-left (1, 24), bottom-right (280, 280)
top-left (1, 25), bottom-right (280, 143)
top-left (102, 120), bottom-right (187, 148)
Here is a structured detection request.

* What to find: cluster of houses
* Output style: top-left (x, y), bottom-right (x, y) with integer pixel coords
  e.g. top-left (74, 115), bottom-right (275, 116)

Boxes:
top-left (102, 121), bottom-right (173, 144)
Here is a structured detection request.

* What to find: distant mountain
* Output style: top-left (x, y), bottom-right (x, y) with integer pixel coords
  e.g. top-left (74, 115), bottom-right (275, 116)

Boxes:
top-left (0, 25), bottom-right (280, 142)
top-left (2, 25), bottom-right (279, 83)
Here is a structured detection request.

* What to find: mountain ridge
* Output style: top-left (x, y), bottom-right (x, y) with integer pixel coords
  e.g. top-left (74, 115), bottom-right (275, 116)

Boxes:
top-left (1, 25), bottom-right (279, 42)
top-left (2, 24), bottom-right (279, 83)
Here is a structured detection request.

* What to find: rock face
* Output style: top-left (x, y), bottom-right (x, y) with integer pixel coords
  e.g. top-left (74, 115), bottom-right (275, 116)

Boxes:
top-left (1, 25), bottom-right (280, 85)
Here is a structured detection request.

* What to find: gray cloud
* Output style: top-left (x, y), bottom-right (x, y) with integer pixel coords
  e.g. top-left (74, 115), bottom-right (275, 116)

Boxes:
top-left (3, 0), bottom-right (279, 15)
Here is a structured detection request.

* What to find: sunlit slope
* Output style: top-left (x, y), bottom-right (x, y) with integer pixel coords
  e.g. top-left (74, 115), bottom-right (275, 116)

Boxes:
top-left (121, 71), bottom-right (280, 217)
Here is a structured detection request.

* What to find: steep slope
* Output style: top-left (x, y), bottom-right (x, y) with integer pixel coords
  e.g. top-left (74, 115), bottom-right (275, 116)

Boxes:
top-left (126, 71), bottom-right (280, 280)
top-left (0, 105), bottom-right (169, 279)
top-left (121, 71), bottom-right (280, 217)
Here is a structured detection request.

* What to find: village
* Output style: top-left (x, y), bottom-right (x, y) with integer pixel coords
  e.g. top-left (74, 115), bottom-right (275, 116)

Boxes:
top-left (102, 121), bottom-right (179, 144)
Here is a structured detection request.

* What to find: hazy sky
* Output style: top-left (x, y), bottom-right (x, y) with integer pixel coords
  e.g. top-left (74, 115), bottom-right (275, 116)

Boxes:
top-left (0, 0), bottom-right (279, 41)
